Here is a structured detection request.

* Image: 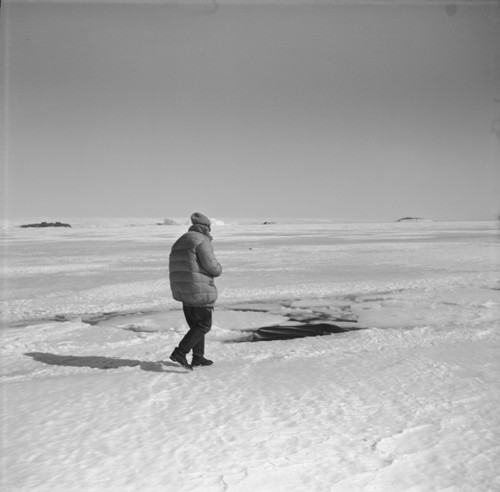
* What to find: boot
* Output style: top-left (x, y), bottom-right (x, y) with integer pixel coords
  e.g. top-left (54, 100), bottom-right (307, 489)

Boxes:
top-left (192, 355), bottom-right (213, 367)
top-left (169, 348), bottom-right (193, 370)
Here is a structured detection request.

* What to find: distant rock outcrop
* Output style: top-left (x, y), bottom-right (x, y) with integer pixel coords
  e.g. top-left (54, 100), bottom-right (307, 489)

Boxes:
top-left (395, 217), bottom-right (432, 223)
top-left (20, 221), bottom-right (71, 228)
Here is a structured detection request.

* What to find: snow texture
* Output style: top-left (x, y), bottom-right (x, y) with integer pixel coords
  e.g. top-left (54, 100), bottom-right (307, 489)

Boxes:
top-left (1, 219), bottom-right (499, 491)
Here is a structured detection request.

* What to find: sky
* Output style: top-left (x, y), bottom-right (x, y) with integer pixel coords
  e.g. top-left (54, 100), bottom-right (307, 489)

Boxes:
top-left (1, 0), bottom-right (500, 221)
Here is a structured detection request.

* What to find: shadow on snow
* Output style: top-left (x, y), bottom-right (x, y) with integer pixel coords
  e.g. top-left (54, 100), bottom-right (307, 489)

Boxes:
top-left (24, 352), bottom-right (189, 373)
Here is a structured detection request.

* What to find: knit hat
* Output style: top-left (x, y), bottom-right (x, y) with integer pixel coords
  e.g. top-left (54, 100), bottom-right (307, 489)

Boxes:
top-left (191, 212), bottom-right (211, 228)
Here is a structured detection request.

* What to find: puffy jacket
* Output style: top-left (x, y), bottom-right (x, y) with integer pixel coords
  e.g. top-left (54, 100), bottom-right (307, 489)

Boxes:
top-left (169, 224), bottom-right (222, 306)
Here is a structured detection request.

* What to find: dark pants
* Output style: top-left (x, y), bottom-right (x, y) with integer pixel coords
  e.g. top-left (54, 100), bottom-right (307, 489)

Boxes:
top-left (177, 305), bottom-right (213, 357)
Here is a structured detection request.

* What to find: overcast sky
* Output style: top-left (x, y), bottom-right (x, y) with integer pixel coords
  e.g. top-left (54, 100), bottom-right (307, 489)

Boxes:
top-left (2, 0), bottom-right (499, 221)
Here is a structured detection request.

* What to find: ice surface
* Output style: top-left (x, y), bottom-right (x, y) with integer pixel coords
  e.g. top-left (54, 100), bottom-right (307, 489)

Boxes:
top-left (1, 220), bottom-right (499, 491)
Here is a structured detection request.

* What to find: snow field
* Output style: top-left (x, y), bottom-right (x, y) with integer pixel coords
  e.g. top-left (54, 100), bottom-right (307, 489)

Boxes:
top-left (1, 220), bottom-right (499, 491)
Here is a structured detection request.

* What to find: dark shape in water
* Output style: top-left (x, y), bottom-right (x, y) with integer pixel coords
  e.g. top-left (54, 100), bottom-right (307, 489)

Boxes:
top-left (253, 322), bottom-right (364, 341)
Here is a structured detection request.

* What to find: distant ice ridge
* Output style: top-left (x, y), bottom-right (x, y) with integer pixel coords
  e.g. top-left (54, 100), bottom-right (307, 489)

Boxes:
top-left (0, 217), bottom-right (418, 230)
top-left (211, 219), bottom-right (226, 226)
top-left (179, 217), bottom-right (226, 226)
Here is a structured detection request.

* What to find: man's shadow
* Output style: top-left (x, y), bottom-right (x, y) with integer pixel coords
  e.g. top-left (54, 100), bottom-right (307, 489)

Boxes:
top-left (24, 352), bottom-right (189, 373)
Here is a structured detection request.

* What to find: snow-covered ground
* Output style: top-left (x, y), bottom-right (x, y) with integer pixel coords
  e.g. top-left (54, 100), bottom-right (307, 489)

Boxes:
top-left (1, 219), bottom-right (499, 491)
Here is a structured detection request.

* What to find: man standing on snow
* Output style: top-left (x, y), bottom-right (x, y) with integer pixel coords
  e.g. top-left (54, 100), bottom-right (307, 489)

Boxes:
top-left (169, 212), bottom-right (222, 369)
